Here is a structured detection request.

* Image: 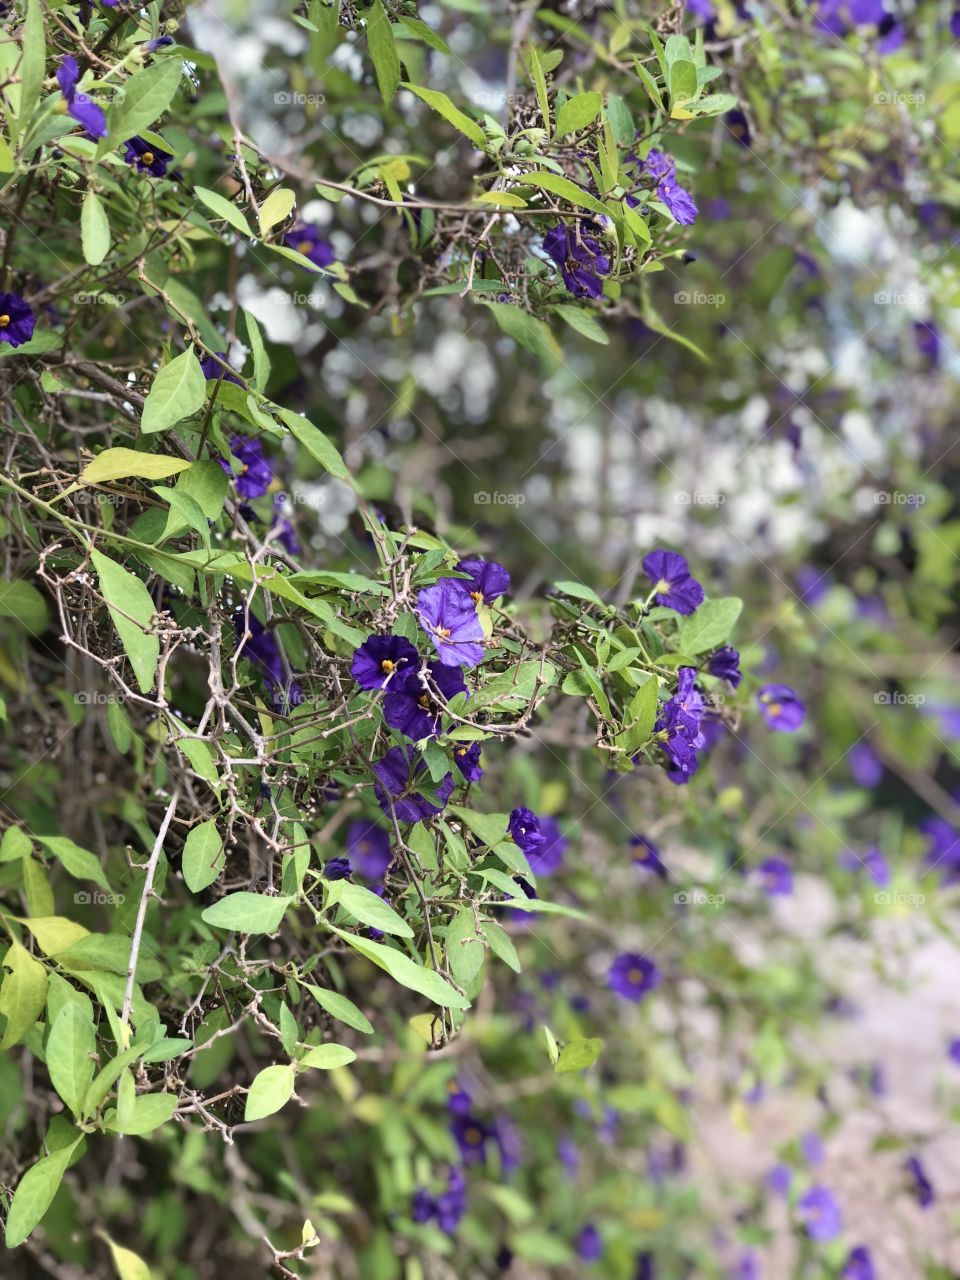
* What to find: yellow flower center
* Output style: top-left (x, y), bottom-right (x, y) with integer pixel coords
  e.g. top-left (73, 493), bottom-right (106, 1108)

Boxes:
top-left (470, 590), bottom-right (483, 606)
top-left (628, 967), bottom-right (643, 983)
top-left (456, 747), bottom-right (468, 757)
top-left (655, 578), bottom-right (670, 594)
top-left (418, 694), bottom-right (430, 709)
top-left (380, 659), bottom-right (395, 673)
top-left (768, 703), bottom-right (782, 717)
top-left (0, 315), bottom-right (9, 327)
top-left (142, 151), bottom-right (155, 164)
top-left (465, 1126), bottom-right (483, 1145)
top-left (297, 238), bottom-right (314, 255)
top-left (437, 627), bottom-right (451, 639)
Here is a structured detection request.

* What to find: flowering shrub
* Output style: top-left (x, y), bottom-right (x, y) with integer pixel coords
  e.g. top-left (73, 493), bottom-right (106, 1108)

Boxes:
top-left (0, 0), bottom-right (956, 1277)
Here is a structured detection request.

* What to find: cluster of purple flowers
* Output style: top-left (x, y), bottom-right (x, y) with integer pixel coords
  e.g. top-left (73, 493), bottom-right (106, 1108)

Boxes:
top-left (543, 221), bottom-right (611, 299)
top-left (655, 667), bottom-right (707, 782)
top-left (624, 146), bottom-right (698, 225)
top-left (411, 1166), bottom-right (467, 1233)
top-left (234, 612), bottom-right (303, 711)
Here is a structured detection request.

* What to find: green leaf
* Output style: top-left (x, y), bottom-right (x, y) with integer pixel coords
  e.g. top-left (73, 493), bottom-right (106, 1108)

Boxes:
top-left (18, 0), bottom-right (46, 129)
top-left (552, 579), bottom-right (603, 605)
top-left (258, 187), bottom-right (296, 235)
top-left (46, 1004), bottom-right (96, 1118)
top-left (555, 1036), bottom-right (603, 1073)
top-left (141, 349), bottom-right (206, 434)
top-left (527, 45), bottom-right (551, 132)
top-left (481, 921), bottom-right (521, 973)
top-left (554, 91), bottom-right (603, 138)
top-left (79, 448), bottom-right (192, 486)
top-left (523, 171), bottom-right (611, 217)
top-left (80, 191), bottom-right (110, 266)
top-left (173, 459), bottom-right (229, 521)
top-left (244, 1063), bottom-right (295, 1121)
top-left (366, 0), bottom-right (400, 103)
top-left (632, 58), bottom-right (664, 111)
top-left (277, 406), bottom-right (349, 479)
top-left (201, 893), bottom-right (292, 934)
top-left (302, 982), bottom-right (374, 1035)
top-left (447, 806), bottom-right (507, 851)
top-left (104, 58), bottom-right (182, 146)
top-left (242, 309), bottom-right (270, 391)
top-left (0, 939), bottom-right (48, 1049)
top-left (329, 880), bottom-right (414, 938)
top-left (332, 929), bottom-right (469, 1009)
top-left (4, 1137), bottom-right (82, 1248)
top-left (0, 579), bottom-right (49, 635)
top-left (194, 186), bottom-right (254, 238)
top-left (181, 819), bottom-right (224, 893)
top-left (479, 302), bottom-right (560, 363)
top-left (90, 550), bottom-right (159, 694)
top-left (104, 1236), bottom-right (152, 1280)
top-left (36, 835), bottom-right (112, 892)
top-left (403, 83), bottom-right (486, 148)
top-left (551, 305), bottom-right (609, 344)
top-left (669, 57), bottom-right (699, 105)
top-left (397, 15), bottom-right (452, 53)
top-left (0, 826), bottom-right (31, 862)
top-left (107, 1090), bottom-right (178, 1135)
top-left (445, 909), bottom-right (484, 986)
top-left (299, 1043), bottom-right (357, 1070)
top-left (677, 597), bottom-right (743, 654)
top-left (620, 677), bottom-right (660, 755)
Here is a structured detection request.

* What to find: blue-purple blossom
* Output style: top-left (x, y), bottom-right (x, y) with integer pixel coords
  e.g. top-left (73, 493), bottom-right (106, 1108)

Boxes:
top-left (948, 1037), bottom-right (960, 1066)
top-left (218, 435), bottom-right (273, 499)
top-left (200, 351), bottom-right (242, 384)
top-left (271, 497), bottom-right (300, 556)
top-left (655, 667), bottom-right (707, 782)
top-left (235, 612), bottom-right (302, 711)
top-left (412, 1166), bottom-right (466, 1233)
top-left (914, 319), bottom-right (940, 364)
top-left (725, 109), bottom-right (752, 147)
top-left (383, 661), bottom-right (467, 741)
top-left (416, 580), bottom-right (486, 668)
top-left (801, 1132), bottom-right (824, 1166)
top-left (708, 646), bottom-right (742, 686)
top-left (638, 149), bottom-right (698, 225)
top-left (842, 1246), bottom-right (875, 1280)
top-left (528, 816), bottom-right (567, 876)
top-left (323, 856), bottom-right (352, 881)
top-left (905, 1154), bottom-right (934, 1207)
top-left (372, 746), bottom-right (454, 824)
top-left (450, 1112), bottom-right (491, 1164)
top-left (351, 633), bottom-right (420, 691)
top-left (767, 1164), bottom-right (792, 1197)
top-left (608, 952), bottom-right (661, 1002)
top-left (557, 1135), bottom-right (580, 1179)
top-left (446, 1079), bottom-right (472, 1115)
top-left (542, 221), bottom-right (611, 299)
top-left (0, 292), bottom-right (36, 348)
top-left (144, 35), bottom-right (175, 52)
top-left (839, 845), bottom-right (890, 887)
top-left (643, 548), bottom-right (704, 615)
top-left (631, 835), bottom-right (667, 878)
top-left (798, 1184), bottom-right (843, 1241)
top-left (508, 807), bottom-right (544, 855)
top-left (453, 741), bottom-right (483, 783)
top-left (759, 857), bottom-right (793, 896)
top-left (124, 136), bottom-right (173, 177)
top-left (757, 684), bottom-right (805, 732)
top-left (456, 557), bottom-right (510, 606)
top-left (345, 819), bottom-right (392, 882)
top-left (577, 1224), bottom-right (603, 1263)
top-left (284, 222), bottom-right (335, 268)
top-left (847, 740), bottom-right (882, 787)
top-left (57, 57), bottom-right (108, 139)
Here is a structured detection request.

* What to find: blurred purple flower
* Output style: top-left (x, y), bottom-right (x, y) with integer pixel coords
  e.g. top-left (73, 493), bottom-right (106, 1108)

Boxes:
top-left (345, 819), bottom-right (392, 881)
top-left (285, 222), bottom-right (335, 268)
top-left (757, 685), bottom-right (805, 732)
top-left (759, 857), bottom-right (793, 896)
top-left (842, 1246), bottom-right (874, 1280)
top-left (631, 834), bottom-right (668, 878)
top-left (372, 746), bottom-right (454, 824)
top-left (609, 953), bottom-right (661, 1002)
top-left (57, 57), bottom-right (107, 138)
top-left (798, 1184), bottom-right (842, 1241)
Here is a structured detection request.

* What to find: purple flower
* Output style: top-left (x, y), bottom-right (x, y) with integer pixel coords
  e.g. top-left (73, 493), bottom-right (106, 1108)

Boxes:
top-left (914, 320), bottom-right (940, 364)
top-left (235, 612), bottom-right (302, 711)
top-left (725, 109), bottom-right (752, 147)
top-left (577, 1224), bottom-right (603, 1263)
top-left (608, 952), bottom-right (661, 1002)
top-left (372, 745), bottom-right (454, 824)
top-left (411, 1188), bottom-right (434, 1223)
top-left (284, 222), bottom-right (335, 269)
top-left (708, 646), bottom-right (741, 687)
top-left (801, 1132), bottom-right (824, 1166)
top-left (905, 1154), bottom-right (934, 1207)
top-left (687, 0), bottom-right (716, 21)
top-left (528, 816), bottom-right (567, 876)
top-left (643, 549), bottom-right (704, 615)
top-left (798, 1185), bottom-right (842, 1241)
top-left (842, 1246), bottom-right (874, 1280)
top-left (200, 351), bottom-right (242, 384)
top-left (508, 807), bottom-right (544, 855)
top-left (757, 684), bottom-right (805, 732)
top-left (123, 136), bottom-right (173, 177)
top-left (383, 661), bottom-right (467, 741)
top-left (542, 221), bottom-right (611, 299)
top-left (412, 1166), bottom-right (466, 1233)
top-left (953, 10), bottom-right (960, 38)
top-left (57, 57), bottom-right (107, 139)
top-left (416, 580), bottom-right (486, 668)
top-left (877, 14), bottom-right (904, 52)
top-left (446, 1079), bottom-right (472, 1115)
top-left (655, 668), bottom-right (706, 782)
top-left (144, 35), bottom-right (175, 52)
top-left (839, 845), bottom-right (890, 887)
top-left (921, 815), bottom-right (960, 884)
top-left (453, 741), bottom-right (483, 783)
top-left (271, 497), bottom-right (300, 556)
top-left (0, 292), bottom-right (36, 348)
top-left (758, 857), bottom-right (793, 896)
top-left (631, 835), bottom-right (667, 878)
top-left (847, 740), bottom-right (882, 787)
top-left (218, 435), bottom-right (273, 499)
top-left (456, 557), bottom-right (510, 606)
top-left (351, 633), bottom-right (420, 691)
top-left (948, 1037), bottom-right (960, 1066)
top-left (731, 1253), bottom-right (759, 1280)
top-left (639, 149), bottom-right (698, 225)
top-left (767, 1164), bottom-right (792, 1198)
top-left (557, 1135), bottom-right (580, 1179)
top-left (346, 820), bottom-right (392, 882)
top-left (450, 1112), bottom-right (491, 1164)
top-left (323, 856), bottom-right (352, 881)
